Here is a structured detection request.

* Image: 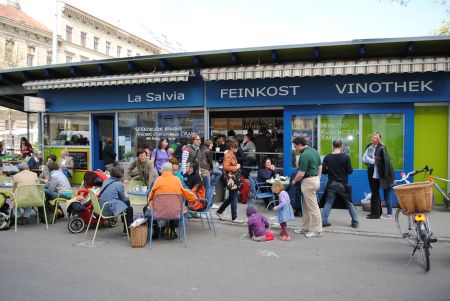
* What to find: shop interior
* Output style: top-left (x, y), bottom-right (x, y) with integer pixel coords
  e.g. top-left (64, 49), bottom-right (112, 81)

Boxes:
top-left (209, 109), bottom-right (284, 172)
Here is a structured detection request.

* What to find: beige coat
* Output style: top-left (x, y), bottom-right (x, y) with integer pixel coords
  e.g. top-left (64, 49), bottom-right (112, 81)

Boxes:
top-left (12, 170), bottom-right (38, 194)
top-left (60, 156), bottom-right (74, 177)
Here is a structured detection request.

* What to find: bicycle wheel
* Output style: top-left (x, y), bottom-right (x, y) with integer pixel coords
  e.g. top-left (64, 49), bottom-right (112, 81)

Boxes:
top-left (418, 226), bottom-right (431, 272)
top-left (394, 208), bottom-right (416, 246)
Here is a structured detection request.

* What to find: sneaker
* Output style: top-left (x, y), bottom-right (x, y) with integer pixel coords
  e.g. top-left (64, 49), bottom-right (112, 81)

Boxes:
top-left (191, 212), bottom-right (201, 219)
top-left (381, 214), bottom-right (392, 219)
top-left (351, 223), bottom-right (359, 229)
top-left (294, 228), bottom-right (308, 234)
top-left (231, 219), bottom-right (244, 224)
top-left (211, 204), bottom-right (220, 209)
top-left (280, 235), bottom-right (291, 241)
top-left (322, 223), bottom-right (331, 227)
top-left (215, 211), bottom-right (224, 220)
top-left (305, 231), bottom-right (321, 238)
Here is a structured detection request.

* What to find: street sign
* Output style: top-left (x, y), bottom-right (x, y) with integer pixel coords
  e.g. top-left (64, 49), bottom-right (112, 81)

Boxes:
top-left (24, 96), bottom-right (46, 112)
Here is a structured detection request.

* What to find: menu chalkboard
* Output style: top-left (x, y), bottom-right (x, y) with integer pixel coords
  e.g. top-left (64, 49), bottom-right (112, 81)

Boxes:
top-left (68, 151), bottom-right (88, 170)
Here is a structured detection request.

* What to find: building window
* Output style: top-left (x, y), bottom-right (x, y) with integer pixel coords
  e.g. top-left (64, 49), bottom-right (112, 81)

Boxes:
top-left (65, 26), bottom-right (72, 42)
top-left (136, 53), bottom-right (140, 56)
top-left (106, 41), bottom-right (111, 55)
top-left (117, 110), bottom-right (204, 160)
top-left (290, 113), bottom-right (404, 169)
top-left (46, 50), bottom-right (52, 64)
top-left (80, 56), bottom-right (89, 62)
top-left (117, 45), bottom-right (122, 57)
top-left (66, 56), bottom-right (73, 63)
top-left (80, 31), bottom-right (87, 47)
top-left (127, 49), bottom-right (132, 57)
top-left (94, 37), bottom-right (99, 51)
top-left (43, 113), bottom-right (90, 146)
top-left (26, 46), bottom-right (35, 66)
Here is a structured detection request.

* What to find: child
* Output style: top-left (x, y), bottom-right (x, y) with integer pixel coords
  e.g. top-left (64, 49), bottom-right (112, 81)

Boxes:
top-left (246, 206), bottom-right (275, 242)
top-left (272, 181), bottom-right (295, 241)
top-left (172, 163), bottom-right (186, 184)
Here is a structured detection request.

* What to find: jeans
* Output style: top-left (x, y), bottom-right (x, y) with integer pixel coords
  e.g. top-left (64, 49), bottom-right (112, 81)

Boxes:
top-left (217, 188), bottom-right (238, 220)
top-left (14, 207), bottom-right (31, 218)
top-left (384, 188), bottom-right (392, 215)
top-left (321, 181), bottom-right (359, 225)
top-left (44, 188), bottom-right (58, 201)
top-left (204, 169), bottom-right (223, 204)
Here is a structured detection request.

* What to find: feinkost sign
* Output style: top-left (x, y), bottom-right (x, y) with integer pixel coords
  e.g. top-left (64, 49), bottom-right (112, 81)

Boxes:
top-left (206, 73), bottom-right (448, 107)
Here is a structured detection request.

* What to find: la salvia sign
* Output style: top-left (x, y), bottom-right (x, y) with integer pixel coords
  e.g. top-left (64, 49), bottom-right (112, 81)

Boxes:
top-left (206, 73), bottom-right (446, 107)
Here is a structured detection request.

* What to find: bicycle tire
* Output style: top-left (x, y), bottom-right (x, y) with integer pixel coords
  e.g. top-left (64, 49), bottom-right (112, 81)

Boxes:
top-left (394, 208), bottom-right (416, 246)
top-left (419, 232), bottom-right (431, 272)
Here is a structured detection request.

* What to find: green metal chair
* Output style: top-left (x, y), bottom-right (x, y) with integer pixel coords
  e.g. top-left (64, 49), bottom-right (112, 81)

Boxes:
top-left (84, 190), bottom-right (130, 246)
top-left (125, 180), bottom-right (148, 206)
top-left (50, 188), bottom-right (76, 224)
top-left (9, 184), bottom-right (48, 233)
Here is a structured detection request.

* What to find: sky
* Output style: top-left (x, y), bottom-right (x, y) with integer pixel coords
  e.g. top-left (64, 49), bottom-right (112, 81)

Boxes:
top-left (16, 0), bottom-right (448, 53)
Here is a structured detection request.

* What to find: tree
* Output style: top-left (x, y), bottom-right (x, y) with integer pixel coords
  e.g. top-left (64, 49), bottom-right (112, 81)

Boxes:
top-left (384, 0), bottom-right (450, 35)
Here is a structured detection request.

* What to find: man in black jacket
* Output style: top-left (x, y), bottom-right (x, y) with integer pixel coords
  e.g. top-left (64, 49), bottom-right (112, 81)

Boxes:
top-left (362, 132), bottom-right (394, 219)
top-left (321, 139), bottom-right (359, 228)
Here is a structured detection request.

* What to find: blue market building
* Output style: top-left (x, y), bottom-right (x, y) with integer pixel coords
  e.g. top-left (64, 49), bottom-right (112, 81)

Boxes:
top-left (1, 36), bottom-right (449, 203)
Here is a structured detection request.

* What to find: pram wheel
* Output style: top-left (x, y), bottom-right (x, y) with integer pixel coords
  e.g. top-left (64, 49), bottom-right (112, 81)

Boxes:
top-left (108, 217), bottom-right (119, 228)
top-left (68, 217), bottom-right (85, 233)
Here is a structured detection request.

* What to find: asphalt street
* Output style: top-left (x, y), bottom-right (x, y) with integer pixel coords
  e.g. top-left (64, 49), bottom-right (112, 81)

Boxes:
top-left (1, 213), bottom-right (450, 301)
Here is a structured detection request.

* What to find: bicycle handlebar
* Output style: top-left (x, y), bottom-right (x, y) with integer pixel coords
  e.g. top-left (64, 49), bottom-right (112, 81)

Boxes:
top-left (394, 165), bottom-right (433, 185)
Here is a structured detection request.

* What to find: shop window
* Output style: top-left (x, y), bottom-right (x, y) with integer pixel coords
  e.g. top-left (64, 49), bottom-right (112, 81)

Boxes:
top-left (291, 113), bottom-right (404, 169)
top-left (117, 110), bottom-right (204, 160)
top-left (362, 114), bottom-right (404, 170)
top-left (43, 113), bottom-right (90, 146)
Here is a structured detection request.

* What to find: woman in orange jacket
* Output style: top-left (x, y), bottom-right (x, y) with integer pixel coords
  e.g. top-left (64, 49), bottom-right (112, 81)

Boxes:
top-left (215, 139), bottom-right (244, 223)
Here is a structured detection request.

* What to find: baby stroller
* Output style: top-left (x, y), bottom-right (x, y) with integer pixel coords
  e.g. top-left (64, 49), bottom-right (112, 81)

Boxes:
top-left (67, 170), bottom-right (118, 233)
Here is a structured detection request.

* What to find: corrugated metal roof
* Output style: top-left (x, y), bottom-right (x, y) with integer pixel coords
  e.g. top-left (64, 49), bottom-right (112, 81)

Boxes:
top-left (201, 57), bottom-right (450, 80)
top-left (22, 70), bottom-right (192, 90)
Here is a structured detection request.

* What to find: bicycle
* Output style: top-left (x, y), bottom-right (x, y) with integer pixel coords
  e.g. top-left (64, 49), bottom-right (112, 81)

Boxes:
top-left (424, 167), bottom-right (450, 208)
top-left (393, 166), bottom-right (435, 272)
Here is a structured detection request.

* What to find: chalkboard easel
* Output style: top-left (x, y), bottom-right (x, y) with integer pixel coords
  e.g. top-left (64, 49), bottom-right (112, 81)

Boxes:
top-left (68, 151), bottom-right (88, 170)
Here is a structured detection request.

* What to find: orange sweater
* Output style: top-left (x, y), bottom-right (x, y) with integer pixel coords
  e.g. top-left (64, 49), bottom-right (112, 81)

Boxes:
top-left (148, 171), bottom-right (197, 211)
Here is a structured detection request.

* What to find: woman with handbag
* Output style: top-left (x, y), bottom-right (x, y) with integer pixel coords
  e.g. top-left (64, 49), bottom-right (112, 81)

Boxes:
top-left (215, 140), bottom-right (244, 223)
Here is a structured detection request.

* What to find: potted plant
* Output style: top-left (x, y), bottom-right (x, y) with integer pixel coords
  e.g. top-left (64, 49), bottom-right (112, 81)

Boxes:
top-left (123, 151), bottom-right (135, 162)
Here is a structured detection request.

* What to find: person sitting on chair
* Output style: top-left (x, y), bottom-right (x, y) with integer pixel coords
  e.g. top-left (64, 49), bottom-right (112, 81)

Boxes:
top-left (127, 149), bottom-right (158, 188)
top-left (184, 161), bottom-right (207, 211)
top-left (147, 162), bottom-right (197, 240)
top-left (39, 155), bottom-right (57, 183)
top-left (99, 166), bottom-right (133, 235)
top-left (12, 163), bottom-right (38, 225)
top-left (43, 162), bottom-right (72, 201)
top-left (59, 150), bottom-right (74, 180)
top-left (27, 150), bottom-right (43, 171)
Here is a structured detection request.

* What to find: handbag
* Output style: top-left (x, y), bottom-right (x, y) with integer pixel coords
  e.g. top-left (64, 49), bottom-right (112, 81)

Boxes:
top-left (224, 171), bottom-right (242, 190)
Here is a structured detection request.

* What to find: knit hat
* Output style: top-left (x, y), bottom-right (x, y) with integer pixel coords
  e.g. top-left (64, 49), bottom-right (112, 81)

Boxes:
top-left (246, 206), bottom-right (257, 217)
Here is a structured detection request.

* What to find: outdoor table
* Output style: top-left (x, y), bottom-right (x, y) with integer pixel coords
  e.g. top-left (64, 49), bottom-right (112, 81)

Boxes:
top-left (266, 178), bottom-right (290, 186)
top-left (127, 190), bottom-right (149, 206)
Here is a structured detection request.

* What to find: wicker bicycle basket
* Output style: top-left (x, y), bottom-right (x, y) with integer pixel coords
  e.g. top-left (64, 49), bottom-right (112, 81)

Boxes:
top-left (130, 223), bottom-right (148, 248)
top-left (393, 181), bottom-right (434, 215)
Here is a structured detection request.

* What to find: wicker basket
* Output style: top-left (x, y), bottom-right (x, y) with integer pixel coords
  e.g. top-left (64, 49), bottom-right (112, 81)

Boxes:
top-left (393, 181), bottom-right (434, 215)
top-left (130, 223), bottom-right (148, 248)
